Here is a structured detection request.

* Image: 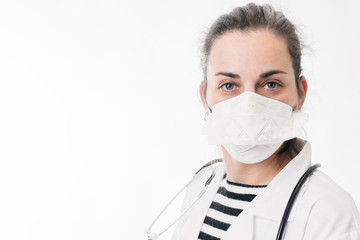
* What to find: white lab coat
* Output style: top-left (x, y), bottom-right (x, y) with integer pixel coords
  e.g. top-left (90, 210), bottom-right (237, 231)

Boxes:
top-left (172, 142), bottom-right (360, 239)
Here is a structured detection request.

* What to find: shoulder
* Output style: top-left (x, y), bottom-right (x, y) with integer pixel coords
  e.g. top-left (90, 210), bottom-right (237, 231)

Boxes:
top-left (301, 170), bottom-right (360, 239)
top-left (306, 170), bottom-right (359, 217)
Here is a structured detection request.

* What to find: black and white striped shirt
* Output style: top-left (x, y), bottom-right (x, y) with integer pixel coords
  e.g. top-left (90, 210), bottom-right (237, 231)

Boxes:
top-left (198, 177), bottom-right (266, 240)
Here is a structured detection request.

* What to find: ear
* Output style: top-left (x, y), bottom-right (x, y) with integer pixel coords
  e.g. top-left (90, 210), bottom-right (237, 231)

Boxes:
top-left (199, 81), bottom-right (208, 111)
top-left (298, 76), bottom-right (308, 109)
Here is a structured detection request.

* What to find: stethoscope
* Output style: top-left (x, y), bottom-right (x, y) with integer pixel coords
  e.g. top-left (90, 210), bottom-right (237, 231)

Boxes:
top-left (145, 159), bottom-right (320, 240)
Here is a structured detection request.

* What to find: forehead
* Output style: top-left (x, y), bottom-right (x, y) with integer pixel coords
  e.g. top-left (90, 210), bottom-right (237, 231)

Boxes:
top-left (207, 30), bottom-right (293, 75)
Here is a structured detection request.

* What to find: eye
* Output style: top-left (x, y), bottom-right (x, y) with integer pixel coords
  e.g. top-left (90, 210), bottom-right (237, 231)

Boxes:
top-left (219, 82), bottom-right (236, 92)
top-left (264, 81), bottom-right (280, 90)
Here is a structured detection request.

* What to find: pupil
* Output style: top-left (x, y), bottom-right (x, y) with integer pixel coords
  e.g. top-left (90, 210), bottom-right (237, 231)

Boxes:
top-left (226, 83), bottom-right (233, 90)
top-left (268, 82), bottom-right (275, 88)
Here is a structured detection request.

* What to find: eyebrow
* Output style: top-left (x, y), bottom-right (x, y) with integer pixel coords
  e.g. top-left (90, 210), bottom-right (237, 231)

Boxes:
top-left (214, 72), bottom-right (240, 79)
top-left (259, 70), bottom-right (287, 78)
top-left (214, 70), bottom-right (287, 79)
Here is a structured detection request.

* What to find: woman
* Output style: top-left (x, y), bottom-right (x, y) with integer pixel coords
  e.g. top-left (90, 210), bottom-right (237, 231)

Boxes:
top-left (147, 3), bottom-right (360, 240)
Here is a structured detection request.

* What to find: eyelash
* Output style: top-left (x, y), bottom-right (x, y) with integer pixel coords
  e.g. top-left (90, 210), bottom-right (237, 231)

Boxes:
top-left (218, 80), bottom-right (282, 92)
top-left (219, 82), bottom-right (237, 92)
top-left (264, 81), bottom-right (282, 90)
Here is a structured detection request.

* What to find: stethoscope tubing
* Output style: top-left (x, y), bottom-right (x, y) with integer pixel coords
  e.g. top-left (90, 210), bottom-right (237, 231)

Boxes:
top-left (145, 159), bottom-right (222, 240)
top-left (145, 177), bottom-right (195, 240)
top-left (145, 160), bottom-right (320, 240)
top-left (275, 163), bottom-right (321, 240)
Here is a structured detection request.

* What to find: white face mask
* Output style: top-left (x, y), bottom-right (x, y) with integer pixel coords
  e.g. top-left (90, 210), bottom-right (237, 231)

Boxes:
top-left (202, 91), bottom-right (308, 164)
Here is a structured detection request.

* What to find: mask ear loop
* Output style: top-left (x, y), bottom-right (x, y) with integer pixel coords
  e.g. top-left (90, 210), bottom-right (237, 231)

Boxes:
top-left (217, 145), bottom-right (224, 159)
top-left (203, 98), bottom-right (212, 122)
top-left (202, 84), bottom-right (222, 159)
top-left (294, 102), bottom-right (308, 140)
top-left (302, 128), bottom-right (308, 140)
top-left (203, 80), bottom-right (212, 114)
top-left (203, 106), bottom-right (211, 122)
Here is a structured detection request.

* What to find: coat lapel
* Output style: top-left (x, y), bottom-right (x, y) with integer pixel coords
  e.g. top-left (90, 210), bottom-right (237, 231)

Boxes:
top-left (223, 142), bottom-right (312, 239)
top-left (251, 142), bottom-right (311, 221)
top-left (178, 165), bottom-right (226, 240)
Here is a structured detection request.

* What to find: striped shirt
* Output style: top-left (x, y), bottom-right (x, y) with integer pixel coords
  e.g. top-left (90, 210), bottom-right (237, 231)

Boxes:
top-left (198, 176), bottom-right (266, 240)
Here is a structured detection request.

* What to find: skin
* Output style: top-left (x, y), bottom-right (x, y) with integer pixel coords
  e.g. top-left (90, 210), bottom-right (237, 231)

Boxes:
top-left (200, 29), bottom-right (308, 185)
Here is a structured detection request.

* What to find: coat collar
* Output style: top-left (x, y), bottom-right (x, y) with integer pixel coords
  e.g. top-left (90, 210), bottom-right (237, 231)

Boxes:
top-left (222, 141), bottom-right (312, 239)
top-left (247, 141), bottom-right (312, 221)
top-left (176, 141), bottom-right (312, 239)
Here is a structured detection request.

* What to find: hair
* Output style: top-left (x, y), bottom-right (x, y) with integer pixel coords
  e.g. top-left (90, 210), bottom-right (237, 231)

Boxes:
top-left (201, 3), bottom-right (304, 162)
top-left (201, 3), bottom-right (303, 97)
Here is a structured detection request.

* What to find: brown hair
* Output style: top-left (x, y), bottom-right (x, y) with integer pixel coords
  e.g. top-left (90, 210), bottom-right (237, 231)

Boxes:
top-left (202, 3), bottom-right (303, 97)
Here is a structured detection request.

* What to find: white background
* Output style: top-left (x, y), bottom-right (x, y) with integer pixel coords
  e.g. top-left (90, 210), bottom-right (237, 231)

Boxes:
top-left (0, 0), bottom-right (359, 239)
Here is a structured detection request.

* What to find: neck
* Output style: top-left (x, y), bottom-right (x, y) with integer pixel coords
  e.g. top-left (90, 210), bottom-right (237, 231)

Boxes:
top-left (221, 144), bottom-right (292, 186)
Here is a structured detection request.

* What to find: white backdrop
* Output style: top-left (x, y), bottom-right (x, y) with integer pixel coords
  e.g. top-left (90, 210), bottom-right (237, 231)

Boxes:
top-left (0, 0), bottom-right (359, 239)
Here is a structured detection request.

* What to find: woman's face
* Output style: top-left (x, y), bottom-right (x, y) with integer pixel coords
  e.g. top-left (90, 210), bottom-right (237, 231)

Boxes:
top-left (201, 30), bottom-right (307, 110)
